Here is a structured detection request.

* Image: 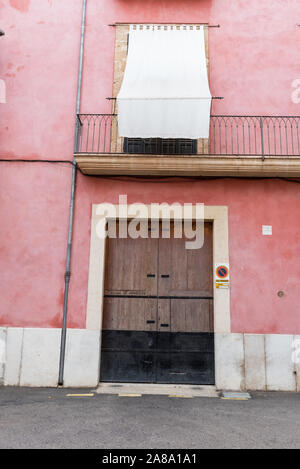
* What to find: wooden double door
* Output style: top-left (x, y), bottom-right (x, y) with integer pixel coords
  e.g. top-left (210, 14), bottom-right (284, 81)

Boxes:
top-left (100, 222), bottom-right (214, 385)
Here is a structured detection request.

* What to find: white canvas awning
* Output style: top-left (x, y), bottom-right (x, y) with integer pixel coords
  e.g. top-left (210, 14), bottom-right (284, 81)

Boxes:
top-left (117, 25), bottom-right (212, 139)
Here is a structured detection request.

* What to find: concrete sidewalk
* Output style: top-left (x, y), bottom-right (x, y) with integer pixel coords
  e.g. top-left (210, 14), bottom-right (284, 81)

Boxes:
top-left (0, 387), bottom-right (299, 449)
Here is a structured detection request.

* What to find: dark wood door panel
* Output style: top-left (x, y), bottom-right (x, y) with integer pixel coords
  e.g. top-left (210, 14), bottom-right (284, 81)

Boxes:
top-left (155, 331), bottom-right (214, 384)
top-left (105, 235), bottom-right (158, 296)
top-left (186, 223), bottom-right (213, 295)
top-left (156, 350), bottom-right (215, 385)
top-left (100, 330), bottom-right (156, 383)
top-left (170, 299), bottom-right (213, 333)
top-left (101, 330), bottom-right (156, 351)
top-left (100, 351), bottom-right (156, 383)
top-left (156, 332), bottom-right (214, 352)
top-left (158, 222), bottom-right (213, 298)
top-left (157, 298), bottom-right (170, 332)
top-left (102, 298), bottom-right (157, 331)
top-left (157, 298), bottom-right (213, 333)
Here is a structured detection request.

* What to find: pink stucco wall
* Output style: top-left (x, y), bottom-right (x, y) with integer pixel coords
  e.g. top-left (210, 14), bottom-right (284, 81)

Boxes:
top-left (0, 0), bottom-right (299, 333)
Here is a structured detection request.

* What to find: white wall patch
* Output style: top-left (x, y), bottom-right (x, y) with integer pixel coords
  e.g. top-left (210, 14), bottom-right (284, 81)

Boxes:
top-left (262, 225), bottom-right (272, 236)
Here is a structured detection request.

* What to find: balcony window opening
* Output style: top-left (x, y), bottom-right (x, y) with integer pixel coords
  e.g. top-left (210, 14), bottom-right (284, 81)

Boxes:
top-left (123, 138), bottom-right (198, 155)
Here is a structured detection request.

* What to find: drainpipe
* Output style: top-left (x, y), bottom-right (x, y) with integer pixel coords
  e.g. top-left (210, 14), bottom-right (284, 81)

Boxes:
top-left (58, 0), bottom-right (87, 385)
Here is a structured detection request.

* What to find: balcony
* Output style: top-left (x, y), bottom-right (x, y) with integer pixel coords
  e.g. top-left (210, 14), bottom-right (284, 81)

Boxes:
top-left (74, 114), bottom-right (300, 177)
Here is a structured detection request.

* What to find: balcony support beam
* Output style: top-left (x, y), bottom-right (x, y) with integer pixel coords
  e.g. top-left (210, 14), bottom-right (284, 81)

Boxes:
top-left (75, 154), bottom-right (300, 178)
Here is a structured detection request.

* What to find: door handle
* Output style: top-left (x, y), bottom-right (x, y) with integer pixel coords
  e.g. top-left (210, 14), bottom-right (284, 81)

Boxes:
top-left (147, 274), bottom-right (156, 278)
top-left (146, 320), bottom-right (155, 324)
top-left (160, 323), bottom-right (169, 328)
top-left (161, 274), bottom-right (170, 278)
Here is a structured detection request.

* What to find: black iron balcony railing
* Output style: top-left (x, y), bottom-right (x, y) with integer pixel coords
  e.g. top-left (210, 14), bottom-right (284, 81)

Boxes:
top-left (76, 114), bottom-right (300, 159)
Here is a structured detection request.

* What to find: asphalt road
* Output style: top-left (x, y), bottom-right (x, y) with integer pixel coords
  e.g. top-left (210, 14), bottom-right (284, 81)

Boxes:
top-left (0, 387), bottom-right (299, 449)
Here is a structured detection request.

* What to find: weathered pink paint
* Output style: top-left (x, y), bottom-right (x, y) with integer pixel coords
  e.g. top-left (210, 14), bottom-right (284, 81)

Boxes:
top-left (9, 0), bottom-right (30, 13)
top-left (0, 0), bottom-right (300, 333)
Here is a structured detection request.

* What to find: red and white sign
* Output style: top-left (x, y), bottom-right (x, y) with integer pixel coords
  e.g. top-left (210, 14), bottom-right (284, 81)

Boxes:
top-left (215, 263), bottom-right (230, 289)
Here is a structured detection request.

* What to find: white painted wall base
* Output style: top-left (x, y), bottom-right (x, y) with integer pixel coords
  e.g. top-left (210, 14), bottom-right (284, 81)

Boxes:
top-left (215, 333), bottom-right (299, 391)
top-left (0, 328), bottom-right (7, 385)
top-left (63, 329), bottom-right (101, 387)
top-left (215, 333), bottom-right (245, 391)
top-left (0, 327), bottom-right (100, 388)
top-left (0, 327), bottom-right (299, 390)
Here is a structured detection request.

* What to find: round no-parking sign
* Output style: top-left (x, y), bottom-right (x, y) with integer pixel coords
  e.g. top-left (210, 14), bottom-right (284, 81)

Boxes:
top-left (215, 263), bottom-right (230, 289)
